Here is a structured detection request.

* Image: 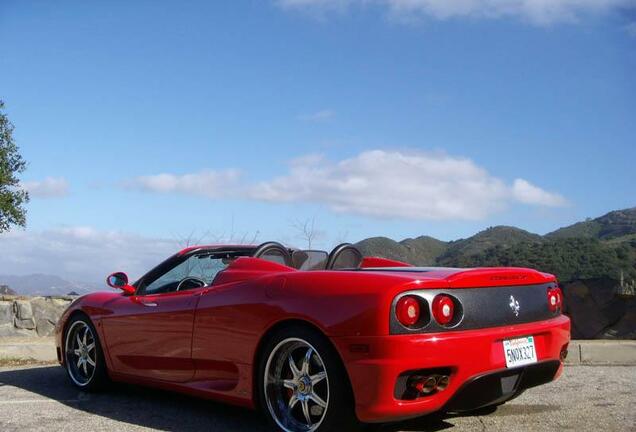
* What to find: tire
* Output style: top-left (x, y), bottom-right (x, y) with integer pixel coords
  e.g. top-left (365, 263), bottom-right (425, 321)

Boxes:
top-left (258, 325), bottom-right (361, 432)
top-left (63, 314), bottom-right (109, 391)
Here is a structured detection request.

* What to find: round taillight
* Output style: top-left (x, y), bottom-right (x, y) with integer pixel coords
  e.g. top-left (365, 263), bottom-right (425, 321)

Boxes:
top-left (432, 295), bottom-right (455, 326)
top-left (396, 296), bottom-right (421, 327)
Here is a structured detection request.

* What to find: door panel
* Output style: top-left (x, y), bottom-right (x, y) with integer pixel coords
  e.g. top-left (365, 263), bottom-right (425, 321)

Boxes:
top-left (101, 289), bottom-right (200, 382)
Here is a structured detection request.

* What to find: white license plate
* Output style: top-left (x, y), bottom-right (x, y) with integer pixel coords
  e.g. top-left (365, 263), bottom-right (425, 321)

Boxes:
top-left (503, 336), bottom-right (538, 368)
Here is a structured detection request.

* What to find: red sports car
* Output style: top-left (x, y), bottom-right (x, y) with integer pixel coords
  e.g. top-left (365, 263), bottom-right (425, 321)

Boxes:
top-left (55, 242), bottom-right (570, 432)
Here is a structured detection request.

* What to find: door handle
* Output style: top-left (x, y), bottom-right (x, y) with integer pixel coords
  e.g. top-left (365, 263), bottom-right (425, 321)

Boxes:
top-left (140, 301), bottom-right (158, 307)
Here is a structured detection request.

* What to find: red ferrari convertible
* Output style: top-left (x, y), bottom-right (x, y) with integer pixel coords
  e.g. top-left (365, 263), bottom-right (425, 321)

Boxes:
top-left (55, 242), bottom-right (570, 432)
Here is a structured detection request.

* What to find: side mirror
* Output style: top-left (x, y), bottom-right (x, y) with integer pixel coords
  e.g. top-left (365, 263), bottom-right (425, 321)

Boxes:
top-left (106, 272), bottom-right (135, 294)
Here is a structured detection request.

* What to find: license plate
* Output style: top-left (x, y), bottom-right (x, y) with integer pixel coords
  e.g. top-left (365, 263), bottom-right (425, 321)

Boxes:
top-left (503, 336), bottom-right (537, 368)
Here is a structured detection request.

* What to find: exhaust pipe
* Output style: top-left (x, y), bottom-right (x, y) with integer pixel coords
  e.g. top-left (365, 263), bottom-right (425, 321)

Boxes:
top-left (435, 375), bottom-right (449, 391)
top-left (409, 374), bottom-right (450, 395)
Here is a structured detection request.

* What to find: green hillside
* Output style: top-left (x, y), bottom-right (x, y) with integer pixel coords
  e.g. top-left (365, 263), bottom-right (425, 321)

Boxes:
top-left (546, 207), bottom-right (636, 240)
top-left (355, 207), bottom-right (636, 284)
top-left (437, 226), bottom-right (543, 267)
top-left (355, 236), bottom-right (447, 266)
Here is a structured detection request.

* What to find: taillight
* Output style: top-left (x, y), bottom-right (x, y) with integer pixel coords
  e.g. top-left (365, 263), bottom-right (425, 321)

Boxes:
top-left (547, 287), bottom-right (563, 312)
top-left (432, 295), bottom-right (455, 326)
top-left (396, 296), bottom-right (421, 327)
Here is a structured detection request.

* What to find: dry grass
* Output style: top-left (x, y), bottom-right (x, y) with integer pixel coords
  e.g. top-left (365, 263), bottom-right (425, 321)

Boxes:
top-left (0, 357), bottom-right (58, 367)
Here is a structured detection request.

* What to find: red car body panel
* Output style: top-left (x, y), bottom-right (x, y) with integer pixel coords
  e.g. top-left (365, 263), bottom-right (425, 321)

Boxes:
top-left (55, 249), bottom-right (570, 423)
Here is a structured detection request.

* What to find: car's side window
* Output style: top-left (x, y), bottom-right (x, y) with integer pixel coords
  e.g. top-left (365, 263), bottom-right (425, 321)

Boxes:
top-left (142, 255), bottom-right (227, 295)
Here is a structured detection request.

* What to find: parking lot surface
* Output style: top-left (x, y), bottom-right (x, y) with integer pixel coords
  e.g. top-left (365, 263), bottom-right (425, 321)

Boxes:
top-left (0, 365), bottom-right (634, 431)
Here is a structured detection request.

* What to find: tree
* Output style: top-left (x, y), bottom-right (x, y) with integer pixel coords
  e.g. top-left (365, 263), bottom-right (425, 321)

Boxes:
top-left (291, 217), bottom-right (322, 249)
top-left (0, 100), bottom-right (29, 232)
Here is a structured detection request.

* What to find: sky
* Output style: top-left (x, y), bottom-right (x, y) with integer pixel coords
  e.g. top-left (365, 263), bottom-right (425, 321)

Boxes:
top-left (1, 0), bottom-right (635, 283)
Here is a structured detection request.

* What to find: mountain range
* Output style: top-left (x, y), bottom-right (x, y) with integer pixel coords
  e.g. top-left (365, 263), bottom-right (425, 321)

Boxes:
top-left (0, 273), bottom-right (99, 297)
top-left (356, 207), bottom-right (636, 283)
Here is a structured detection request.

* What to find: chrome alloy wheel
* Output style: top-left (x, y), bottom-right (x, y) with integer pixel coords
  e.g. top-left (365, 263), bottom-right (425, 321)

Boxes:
top-left (264, 338), bottom-right (330, 432)
top-left (65, 320), bottom-right (97, 387)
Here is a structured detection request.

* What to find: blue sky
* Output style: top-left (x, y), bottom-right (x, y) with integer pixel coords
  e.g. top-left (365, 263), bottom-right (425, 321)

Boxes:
top-left (1, 0), bottom-right (635, 281)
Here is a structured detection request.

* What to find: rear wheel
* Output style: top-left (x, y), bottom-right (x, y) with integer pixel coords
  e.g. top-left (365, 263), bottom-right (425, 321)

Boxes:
top-left (64, 315), bottom-right (108, 391)
top-left (259, 326), bottom-right (360, 432)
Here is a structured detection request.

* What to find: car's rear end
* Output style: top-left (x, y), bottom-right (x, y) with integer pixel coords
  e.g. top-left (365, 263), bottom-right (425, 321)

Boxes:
top-left (331, 267), bottom-right (570, 423)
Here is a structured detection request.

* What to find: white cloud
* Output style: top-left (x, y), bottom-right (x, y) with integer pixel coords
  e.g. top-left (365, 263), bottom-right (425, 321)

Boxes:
top-left (512, 178), bottom-right (568, 207)
top-left (124, 150), bottom-right (568, 220)
top-left (249, 150), bottom-right (567, 219)
top-left (0, 227), bottom-right (177, 283)
top-left (276, 0), bottom-right (634, 25)
top-left (298, 109), bottom-right (336, 122)
top-left (125, 169), bottom-right (241, 198)
top-left (22, 177), bottom-right (69, 198)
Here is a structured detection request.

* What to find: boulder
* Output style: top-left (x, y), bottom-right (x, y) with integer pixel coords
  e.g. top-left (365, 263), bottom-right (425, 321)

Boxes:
top-left (0, 323), bottom-right (35, 337)
top-left (35, 318), bottom-right (57, 337)
top-left (31, 297), bottom-right (67, 324)
top-left (563, 278), bottom-right (630, 339)
top-left (14, 299), bottom-right (34, 320)
top-left (0, 301), bottom-right (13, 326)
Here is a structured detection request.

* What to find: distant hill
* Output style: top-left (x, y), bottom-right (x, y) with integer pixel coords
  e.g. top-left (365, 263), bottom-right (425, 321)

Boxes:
top-left (356, 236), bottom-right (447, 266)
top-left (0, 274), bottom-right (99, 297)
top-left (355, 207), bottom-right (636, 281)
top-left (438, 226), bottom-right (543, 267)
top-left (546, 207), bottom-right (636, 240)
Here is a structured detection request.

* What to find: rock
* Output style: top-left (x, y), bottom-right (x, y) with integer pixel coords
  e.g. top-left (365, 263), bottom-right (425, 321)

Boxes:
top-left (563, 278), bottom-right (629, 339)
top-left (35, 318), bottom-right (56, 337)
top-left (31, 297), bottom-right (66, 324)
top-left (14, 300), bottom-right (34, 320)
top-left (0, 323), bottom-right (35, 337)
top-left (14, 317), bottom-right (36, 330)
top-left (52, 298), bottom-right (72, 307)
top-left (0, 301), bottom-right (13, 325)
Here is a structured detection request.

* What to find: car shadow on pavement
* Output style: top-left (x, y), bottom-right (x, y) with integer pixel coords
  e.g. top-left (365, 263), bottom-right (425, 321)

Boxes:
top-left (0, 365), bottom-right (493, 432)
top-left (0, 365), bottom-right (268, 431)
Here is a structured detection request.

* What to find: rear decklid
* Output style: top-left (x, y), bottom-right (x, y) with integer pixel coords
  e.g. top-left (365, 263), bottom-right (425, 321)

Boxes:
top-left (360, 266), bottom-right (555, 287)
top-left (376, 267), bottom-right (562, 333)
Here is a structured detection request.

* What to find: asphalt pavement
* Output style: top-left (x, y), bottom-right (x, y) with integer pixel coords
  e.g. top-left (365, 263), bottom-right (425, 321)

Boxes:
top-left (0, 365), bottom-right (634, 431)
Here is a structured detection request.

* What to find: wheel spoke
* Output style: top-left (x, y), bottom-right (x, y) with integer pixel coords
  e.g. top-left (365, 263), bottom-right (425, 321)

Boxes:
top-left (288, 393), bottom-right (299, 410)
top-left (301, 347), bottom-right (313, 375)
top-left (310, 392), bottom-right (327, 408)
top-left (76, 333), bottom-right (83, 349)
top-left (73, 349), bottom-right (82, 357)
top-left (283, 379), bottom-right (296, 390)
top-left (301, 399), bottom-right (312, 426)
top-left (76, 357), bottom-right (83, 369)
top-left (82, 358), bottom-right (88, 375)
top-left (82, 328), bottom-right (88, 346)
top-left (310, 371), bottom-right (326, 385)
top-left (86, 342), bottom-right (95, 352)
top-left (288, 354), bottom-right (300, 379)
top-left (86, 356), bottom-right (96, 367)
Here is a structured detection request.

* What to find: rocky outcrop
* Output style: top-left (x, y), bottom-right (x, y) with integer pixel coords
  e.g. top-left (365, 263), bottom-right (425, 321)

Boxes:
top-left (562, 278), bottom-right (635, 339)
top-left (0, 295), bottom-right (75, 337)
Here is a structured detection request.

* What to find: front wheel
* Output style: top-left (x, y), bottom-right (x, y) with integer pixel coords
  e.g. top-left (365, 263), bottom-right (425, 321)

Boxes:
top-left (259, 326), bottom-right (360, 432)
top-left (64, 315), bottom-right (109, 391)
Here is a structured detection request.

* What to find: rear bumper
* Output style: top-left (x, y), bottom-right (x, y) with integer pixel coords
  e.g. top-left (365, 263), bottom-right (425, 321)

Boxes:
top-left (332, 315), bottom-right (570, 423)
